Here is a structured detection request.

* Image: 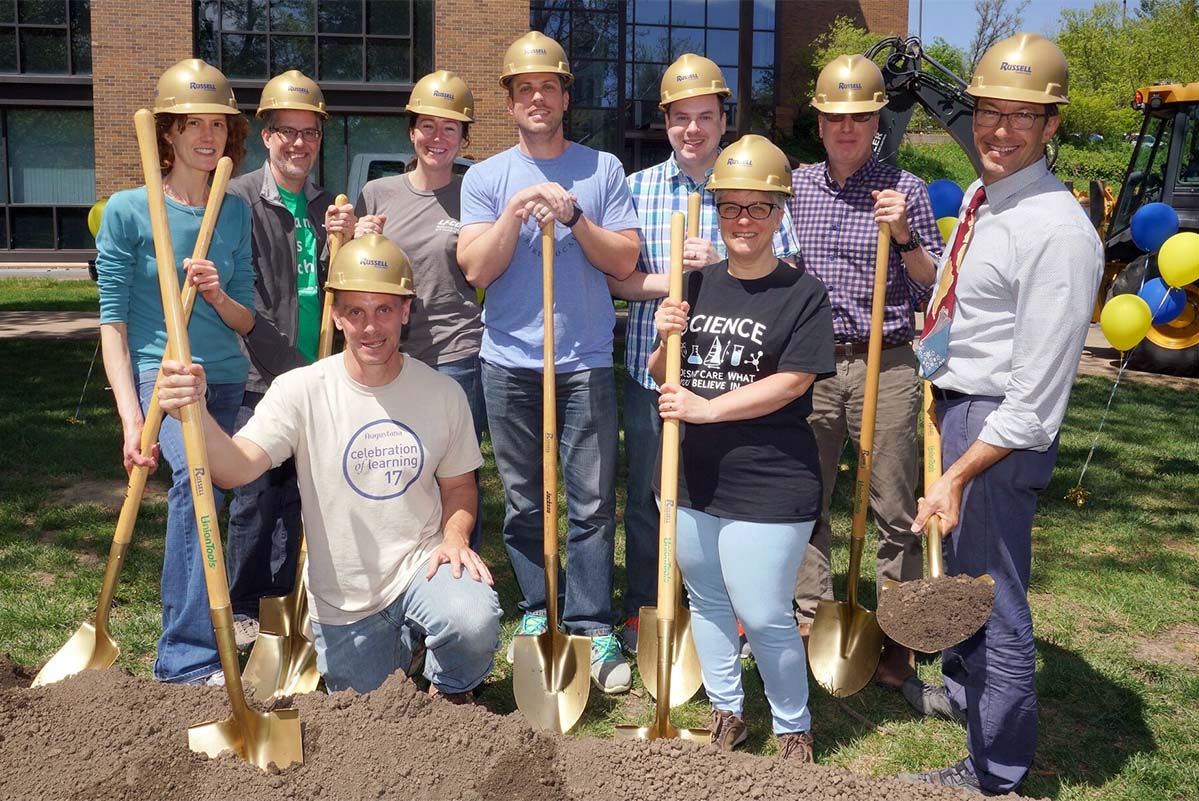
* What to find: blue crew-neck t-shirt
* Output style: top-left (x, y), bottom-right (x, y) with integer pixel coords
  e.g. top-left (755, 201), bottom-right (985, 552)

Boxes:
top-left (459, 142), bottom-right (641, 372)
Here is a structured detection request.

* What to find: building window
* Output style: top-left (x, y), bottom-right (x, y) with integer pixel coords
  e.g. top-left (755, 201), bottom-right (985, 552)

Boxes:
top-left (0, 107), bottom-right (96, 250)
top-left (0, 0), bottom-right (92, 75)
top-left (196, 0), bottom-right (433, 84)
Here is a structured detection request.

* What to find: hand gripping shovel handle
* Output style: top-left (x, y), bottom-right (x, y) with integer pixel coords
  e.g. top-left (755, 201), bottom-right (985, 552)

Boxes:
top-left (317, 194), bottom-right (350, 359)
top-left (922, 381), bottom-right (946, 577)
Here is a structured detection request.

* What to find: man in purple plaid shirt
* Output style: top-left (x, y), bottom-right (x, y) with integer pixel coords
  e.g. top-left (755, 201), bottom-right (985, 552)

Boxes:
top-left (789, 54), bottom-right (944, 686)
top-left (609, 54), bottom-right (797, 655)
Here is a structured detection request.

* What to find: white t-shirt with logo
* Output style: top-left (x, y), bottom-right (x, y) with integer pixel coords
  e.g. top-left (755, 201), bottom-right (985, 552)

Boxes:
top-left (236, 353), bottom-right (484, 625)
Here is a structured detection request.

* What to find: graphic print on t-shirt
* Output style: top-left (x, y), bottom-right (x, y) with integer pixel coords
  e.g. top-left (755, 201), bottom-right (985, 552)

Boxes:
top-left (341, 418), bottom-right (426, 500)
top-left (680, 311), bottom-right (768, 393)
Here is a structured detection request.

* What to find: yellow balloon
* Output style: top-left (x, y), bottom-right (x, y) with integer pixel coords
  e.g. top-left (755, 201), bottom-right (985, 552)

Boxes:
top-left (87, 198), bottom-right (108, 239)
top-left (936, 215), bottom-right (957, 244)
top-left (1158, 231), bottom-right (1199, 288)
top-left (1100, 293), bottom-right (1153, 351)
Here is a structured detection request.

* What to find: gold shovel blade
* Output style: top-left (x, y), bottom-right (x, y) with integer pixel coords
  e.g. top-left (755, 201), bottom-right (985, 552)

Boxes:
top-left (877, 576), bottom-right (996, 653)
top-left (807, 598), bottom-right (884, 698)
top-left (636, 605), bottom-right (703, 707)
top-left (31, 620), bottom-right (120, 687)
top-left (614, 720), bottom-right (710, 742)
top-left (188, 707), bottom-right (303, 771)
top-left (511, 630), bottom-right (591, 734)
top-left (241, 631), bottom-right (288, 700)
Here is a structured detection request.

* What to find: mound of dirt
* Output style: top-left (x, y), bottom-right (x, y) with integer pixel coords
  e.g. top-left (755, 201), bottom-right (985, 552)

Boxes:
top-left (877, 575), bottom-right (995, 653)
top-left (0, 665), bottom-right (1030, 801)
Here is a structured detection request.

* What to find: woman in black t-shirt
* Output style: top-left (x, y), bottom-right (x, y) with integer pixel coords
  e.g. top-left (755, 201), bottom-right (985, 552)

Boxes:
top-left (648, 136), bottom-right (833, 761)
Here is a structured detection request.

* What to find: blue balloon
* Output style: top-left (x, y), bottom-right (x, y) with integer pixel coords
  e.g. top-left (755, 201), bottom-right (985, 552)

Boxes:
top-left (1137, 277), bottom-right (1186, 324)
top-left (927, 179), bottom-right (965, 220)
top-left (1130, 202), bottom-right (1180, 253)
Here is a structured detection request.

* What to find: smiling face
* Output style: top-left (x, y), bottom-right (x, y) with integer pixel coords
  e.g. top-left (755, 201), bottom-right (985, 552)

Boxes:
top-left (409, 114), bottom-right (465, 173)
top-left (972, 98), bottom-right (1059, 184)
top-left (506, 72), bottom-right (568, 139)
top-left (263, 109), bottom-right (321, 190)
top-left (332, 290), bottom-right (412, 380)
top-left (665, 94), bottom-right (726, 176)
top-left (715, 189), bottom-right (783, 264)
top-left (817, 110), bottom-right (878, 176)
top-left (165, 114), bottom-right (229, 175)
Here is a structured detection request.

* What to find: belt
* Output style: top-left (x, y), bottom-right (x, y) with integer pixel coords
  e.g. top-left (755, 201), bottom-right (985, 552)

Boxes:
top-left (930, 385), bottom-right (969, 402)
top-left (832, 341), bottom-right (908, 359)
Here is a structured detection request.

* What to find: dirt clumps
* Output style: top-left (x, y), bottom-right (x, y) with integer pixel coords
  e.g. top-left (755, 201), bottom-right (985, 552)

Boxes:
top-left (878, 575), bottom-right (994, 653)
top-left (0, 661), bottom-right (1023, 801)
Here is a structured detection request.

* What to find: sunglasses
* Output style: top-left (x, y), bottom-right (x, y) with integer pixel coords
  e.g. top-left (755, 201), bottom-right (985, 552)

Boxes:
top-left (822, 112), bottom-right (878, 123)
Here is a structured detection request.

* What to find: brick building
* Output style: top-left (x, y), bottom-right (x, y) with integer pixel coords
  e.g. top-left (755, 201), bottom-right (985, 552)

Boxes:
top-left (0, 0), bottom-right (906, 262)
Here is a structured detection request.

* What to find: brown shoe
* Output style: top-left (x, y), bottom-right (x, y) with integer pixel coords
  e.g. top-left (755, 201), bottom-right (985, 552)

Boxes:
top-left (777, 731), bottom-right (814, 763)
top-left (709, 708), bottom-right (748, 751)
top-left (798, 621), bottom-right (811, 652)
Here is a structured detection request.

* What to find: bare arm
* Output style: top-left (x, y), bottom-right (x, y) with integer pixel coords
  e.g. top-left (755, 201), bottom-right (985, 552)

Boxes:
top-left (185, 258), bottom-right (254, 335)
top-left (911, 439), bottom-right (1011, 534)
top-left (607, 270), bottom-right (670, 301)
top-left (100, 322), bottom-right (154, 473)
top-left (425, 472), bottom-right (493, 584)
top-left (570, 217), bottom-right (640, 281)
top-left (657, 371), bottom-right (815, 424)
top-left (457, 216), bottom-right (523, 289)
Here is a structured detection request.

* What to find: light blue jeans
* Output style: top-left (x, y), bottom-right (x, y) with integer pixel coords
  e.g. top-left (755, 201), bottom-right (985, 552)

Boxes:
top-left (674, 506), bottom-right (814, 734)
top-left (136, 370), bottom-right (243, 683)
top-left (310, 562), bottom-right (502, 694)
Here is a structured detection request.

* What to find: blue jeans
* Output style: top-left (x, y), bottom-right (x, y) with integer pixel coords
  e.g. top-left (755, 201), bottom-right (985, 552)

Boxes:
top-left (674, 506), bottom-right (814, 734)
top-left (482, 361), bottom-right (617, 635)
top-left (225, 391), bottom-right (303, 618)
top-left (621, 378), bottom-right (663, 618)
top-left (938, 395), bottom-right (1057, 795)
top-left (137, 370), bottom-right (243, 683)
top-left (437, 354), bottom-right (486, 551)
top-left (310, 563), bottom-right (501, 694)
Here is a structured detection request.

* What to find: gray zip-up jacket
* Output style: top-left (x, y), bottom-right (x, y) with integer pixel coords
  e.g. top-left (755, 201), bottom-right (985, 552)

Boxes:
top-left (228, 162), bottom-right (335, 394)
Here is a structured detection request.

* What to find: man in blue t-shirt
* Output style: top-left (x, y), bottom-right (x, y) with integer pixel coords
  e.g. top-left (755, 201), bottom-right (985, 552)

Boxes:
top-left (458, 31), bottom-right (642, 694)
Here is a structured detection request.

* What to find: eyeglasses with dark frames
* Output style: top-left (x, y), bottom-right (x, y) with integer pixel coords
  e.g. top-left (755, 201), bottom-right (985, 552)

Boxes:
top-left (716, 201), bottom-right (780, 220)
top-left (973, 108), bottom-right (1048, 130)
top-left (271, 125), bottom-right (323, 143)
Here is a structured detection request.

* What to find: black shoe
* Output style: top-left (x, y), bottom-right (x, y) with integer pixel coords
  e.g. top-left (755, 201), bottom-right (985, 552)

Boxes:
top-left (897, 760), bottom-right (994, 795)
top-left (901, 676), bottom-right (967, 725)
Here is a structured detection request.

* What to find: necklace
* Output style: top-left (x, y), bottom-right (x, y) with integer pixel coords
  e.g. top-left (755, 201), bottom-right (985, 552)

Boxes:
top-left (162, 182), bottom-right (207, 216)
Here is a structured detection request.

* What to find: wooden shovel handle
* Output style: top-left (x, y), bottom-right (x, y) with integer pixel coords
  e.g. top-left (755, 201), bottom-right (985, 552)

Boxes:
top-left (922, 381), bottom-right (946, 577)
top-left (541, 221), bottom-right (560, 627)
top-left (657, 212), bottom-right (686, 619)
top-left (318, 194), bottom-right (350, 360)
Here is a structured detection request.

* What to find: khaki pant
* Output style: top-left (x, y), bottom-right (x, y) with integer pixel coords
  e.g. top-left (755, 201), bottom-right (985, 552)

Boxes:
top-left (793, 345), bottom-right (924, 625)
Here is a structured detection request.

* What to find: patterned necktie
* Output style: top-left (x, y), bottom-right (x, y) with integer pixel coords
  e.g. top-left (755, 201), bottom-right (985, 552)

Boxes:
top-left (914, 185), bottom-right (988, 378)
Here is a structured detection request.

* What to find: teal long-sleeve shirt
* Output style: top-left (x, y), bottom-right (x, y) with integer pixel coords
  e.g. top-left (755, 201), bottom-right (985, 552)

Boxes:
top-left (96, 186), bottom-right (255, 385)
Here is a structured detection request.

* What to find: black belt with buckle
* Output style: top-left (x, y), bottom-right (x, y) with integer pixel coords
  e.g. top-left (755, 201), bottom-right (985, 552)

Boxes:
top-left (832, 341), bottom-right (907, 359)
top-left (930, 385), bottom-right (968, 402)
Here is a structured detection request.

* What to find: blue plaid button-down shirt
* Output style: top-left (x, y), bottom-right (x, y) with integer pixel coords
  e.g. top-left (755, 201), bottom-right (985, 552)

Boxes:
top-left (788, 158), bottom-right (943, 345)
top-left (624, 153), bottom-right (799, 390)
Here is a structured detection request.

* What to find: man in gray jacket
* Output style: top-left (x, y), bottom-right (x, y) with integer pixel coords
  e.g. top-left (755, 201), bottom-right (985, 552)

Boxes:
top-left (225, 70), bottom-right (355, 648)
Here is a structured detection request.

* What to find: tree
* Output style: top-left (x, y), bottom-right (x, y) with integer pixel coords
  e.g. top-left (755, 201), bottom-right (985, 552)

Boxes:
top-left (968, 0), bottom-right (1031, 71)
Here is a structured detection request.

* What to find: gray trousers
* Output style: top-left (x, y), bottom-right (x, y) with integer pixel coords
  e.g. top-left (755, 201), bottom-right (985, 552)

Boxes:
top-left (793, 345), bottom-right (924, 624)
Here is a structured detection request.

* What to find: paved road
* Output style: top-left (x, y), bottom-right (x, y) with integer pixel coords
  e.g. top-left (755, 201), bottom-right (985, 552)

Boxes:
top-left (0, 267), bottom-right (92, 280)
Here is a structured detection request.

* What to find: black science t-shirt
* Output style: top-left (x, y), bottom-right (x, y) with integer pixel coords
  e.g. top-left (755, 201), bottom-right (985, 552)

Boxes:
top-left (663, 258), bottom-right (834, 524)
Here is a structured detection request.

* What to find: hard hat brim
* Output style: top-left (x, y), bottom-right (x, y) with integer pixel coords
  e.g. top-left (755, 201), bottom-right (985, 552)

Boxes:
top-left (810, 98), bottom-right (888, 114)
top-left (326, 279), bottom-right (416, 297)
top-left (966, 85), bottom-right (1069, 106)
top-left (404, 104), bottom-right (474, 123)
top-left (499, 68), bottom-right (574, 89)
top-left (153, 103), bottom-right (241, 116)
top-left (256, 103), bottom-right (330, 119)
top-left (705, 176), bottom-right (793, 197)
top-left (658, 84), bottom-right (733, 111)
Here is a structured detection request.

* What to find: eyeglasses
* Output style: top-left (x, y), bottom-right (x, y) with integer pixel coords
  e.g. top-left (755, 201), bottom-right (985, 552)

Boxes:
top-left (973, 108), bottom-right (1048, 130)
top-left (716, 201), bottom-right (779, 220)
top-left (822, 112), bottom-right (878, 123)
top-left (271, 125), bottom-right (323, 143)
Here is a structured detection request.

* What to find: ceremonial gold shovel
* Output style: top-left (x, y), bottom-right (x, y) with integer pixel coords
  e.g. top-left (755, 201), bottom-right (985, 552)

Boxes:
top-left (808, 224), bottom-right (890, 698)
top-left (511, 220), bottom-right (592, 734)
top-left (615, 211), bottom-right (708, 743)
top-left (241, 193), bottom-right (349, 700)
top-left (135, 108), bottom-right (302, 769)
top-left (33, 156), bottom-right (234, 687)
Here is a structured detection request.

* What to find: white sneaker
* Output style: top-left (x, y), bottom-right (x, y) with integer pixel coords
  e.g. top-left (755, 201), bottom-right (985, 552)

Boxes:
top-left (505, 611), bottom-right (548, 663)
top-left (590, 633), bottom-right (632, 694)
top-left (198, 670), bottom-right (225, 687)
top-left (232, 614), bottom-right (259, 653)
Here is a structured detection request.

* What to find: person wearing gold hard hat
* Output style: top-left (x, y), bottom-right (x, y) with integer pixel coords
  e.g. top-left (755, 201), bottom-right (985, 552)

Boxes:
top-left (901, 34), bottom-right (1102, 796)
top-left (789, 53), bottom-right (945, 692)
top-left (157, 234), bottom-right (501, 698)
top-left (609, 53), bottom-right (800, 658)
top-left (352, 70), bottom-right (486, 550)
top-left (649, 135), bottom-right (834, 762)
top-left (223, 70), bottom-right (356, 653)
top-left (95, 58), bottom-right (255, 686)
top-left (457, 30), bottom-right (642, 694)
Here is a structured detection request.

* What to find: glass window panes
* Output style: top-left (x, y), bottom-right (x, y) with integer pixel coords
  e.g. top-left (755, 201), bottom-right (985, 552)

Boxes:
top-left (573, 13), bottom-right (618, 61)
top-left (570, 108), bottom-right (619, 154)
top-left (572, 60), bottom-right (618, 108)
top-left (70, 23), bottom-right (89, 72)
top-left (670, 0), bottom-right (704, 26)
top-left (69, 0), bottom-right (88, 31)
top-left (12, 207), bottom-right (54, 248)
top-left (367, 0), bottom-right (410, 36)
top-left (534, 7), bottom-right (569, 45)
top-left (59, 207), bottom-right (90, 249)
top-left (318, 0), bottom-right (361, 33)
top-left (753, 0), bottom-right (775, 29)
top-left (633, 25), bottom-right (668, 62)
top-left (366, 38), bottom-right (408, 83)
top-left (413, 0), bottom-right (432, 77)
top-left (0, 28), bottom-right (15, 71)
top-left (7, 109), bottom-right (95, 204)
top-left (670, 27), bottom-right (703, 61)
top-left (20, 28), bottom-right (67, 73)
top-left (271, 34), bottom-right (314, 75)
top-left (223, 0), bottom-right (267, 31)
top-left (705, 27), bottom-right (736, 66)
top-left (19, 1), bottom-right (65, 25)
top-left (319, 37), bottom-right (361, 81)
top-left (636, 0), bottom-right (669, 25)
top-left (0, 2), bottom-right (13, 24)
top-left (707, 0), bottom-right (738, 28)
top-left (270, 0), bottom-right (314, 32)
top-left (752, 31), bottom-right (772, 67)
top-left (221, 33), bottom-right (267, 78)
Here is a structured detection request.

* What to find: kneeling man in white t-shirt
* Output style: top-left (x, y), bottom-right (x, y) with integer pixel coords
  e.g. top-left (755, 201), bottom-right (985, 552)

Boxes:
top-left (158, 234), bottom-right (500, 699)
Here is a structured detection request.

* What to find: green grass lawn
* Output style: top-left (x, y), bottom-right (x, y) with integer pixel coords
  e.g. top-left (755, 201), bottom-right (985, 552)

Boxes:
top-left (0, 278), bottom-right (99, 312)
top-left (1, 338), bottom-right (1196, 800)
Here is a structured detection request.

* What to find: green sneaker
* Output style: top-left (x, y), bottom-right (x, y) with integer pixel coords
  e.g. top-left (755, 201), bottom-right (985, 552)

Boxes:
top-left (505, 611), bottom-right (547, 664)
top-left (589, 632), bottom-right (632, 694)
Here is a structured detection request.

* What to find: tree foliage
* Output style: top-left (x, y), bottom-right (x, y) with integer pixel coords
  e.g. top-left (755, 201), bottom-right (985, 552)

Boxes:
top-left (967, 0), bottom-right (1031, 71)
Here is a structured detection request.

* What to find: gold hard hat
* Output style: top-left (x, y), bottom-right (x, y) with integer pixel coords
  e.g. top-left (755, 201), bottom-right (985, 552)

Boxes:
top-left (810, 54), bottom-right (887, 114)
top-left (706, 134), bottom-right (793, 197)
top-left (659, 53), bottom-right (731, 110)
top-left (406, 70), bottom-right (476, 122)
top-left (327, 234), bottom-right (416, 297)
top-left (256, 70), bottom-right (327, 119)
top-left (153, 58), bottom-right (239, 116)
top-left (500, 31), bottom-right (573, 88)
top-left (967, 32), bottom-right (1069, 105)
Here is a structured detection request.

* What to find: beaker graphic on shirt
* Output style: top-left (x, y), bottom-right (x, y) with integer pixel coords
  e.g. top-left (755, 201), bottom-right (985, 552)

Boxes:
top-left (703, 337), bottom-right (723, 367)
top-left (686, 344), bottom-right (702, 365)
top-left (730, 344), bottom-right (744, 366)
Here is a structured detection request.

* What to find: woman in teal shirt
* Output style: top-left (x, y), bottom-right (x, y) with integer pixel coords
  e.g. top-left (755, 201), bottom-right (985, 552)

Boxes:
top-left (96, 59), bottom-right (254, 685)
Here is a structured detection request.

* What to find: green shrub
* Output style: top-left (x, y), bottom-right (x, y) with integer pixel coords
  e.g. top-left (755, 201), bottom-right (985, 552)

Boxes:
top-left (896, 141), bottom-right (978, 187)
top-left (1052, 141), bottom-right (1134, 187)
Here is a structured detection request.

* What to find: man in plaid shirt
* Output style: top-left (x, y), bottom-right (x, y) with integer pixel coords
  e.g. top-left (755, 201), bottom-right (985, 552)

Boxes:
top-left (609, 54), bottom-right (797, 655)
top-left (789, 54), bottom-right (944, 686)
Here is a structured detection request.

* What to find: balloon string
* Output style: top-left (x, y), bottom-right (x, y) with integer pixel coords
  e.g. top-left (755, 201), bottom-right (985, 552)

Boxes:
top-left (1066, 350), bottom-right (1130, 505)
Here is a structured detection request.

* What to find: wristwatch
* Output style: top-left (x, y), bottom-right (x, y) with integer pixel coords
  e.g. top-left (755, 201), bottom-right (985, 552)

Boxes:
top-left (892, 226), bottom-right (922, 253)
top-left (564, 203), bottom-right (584, 228)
